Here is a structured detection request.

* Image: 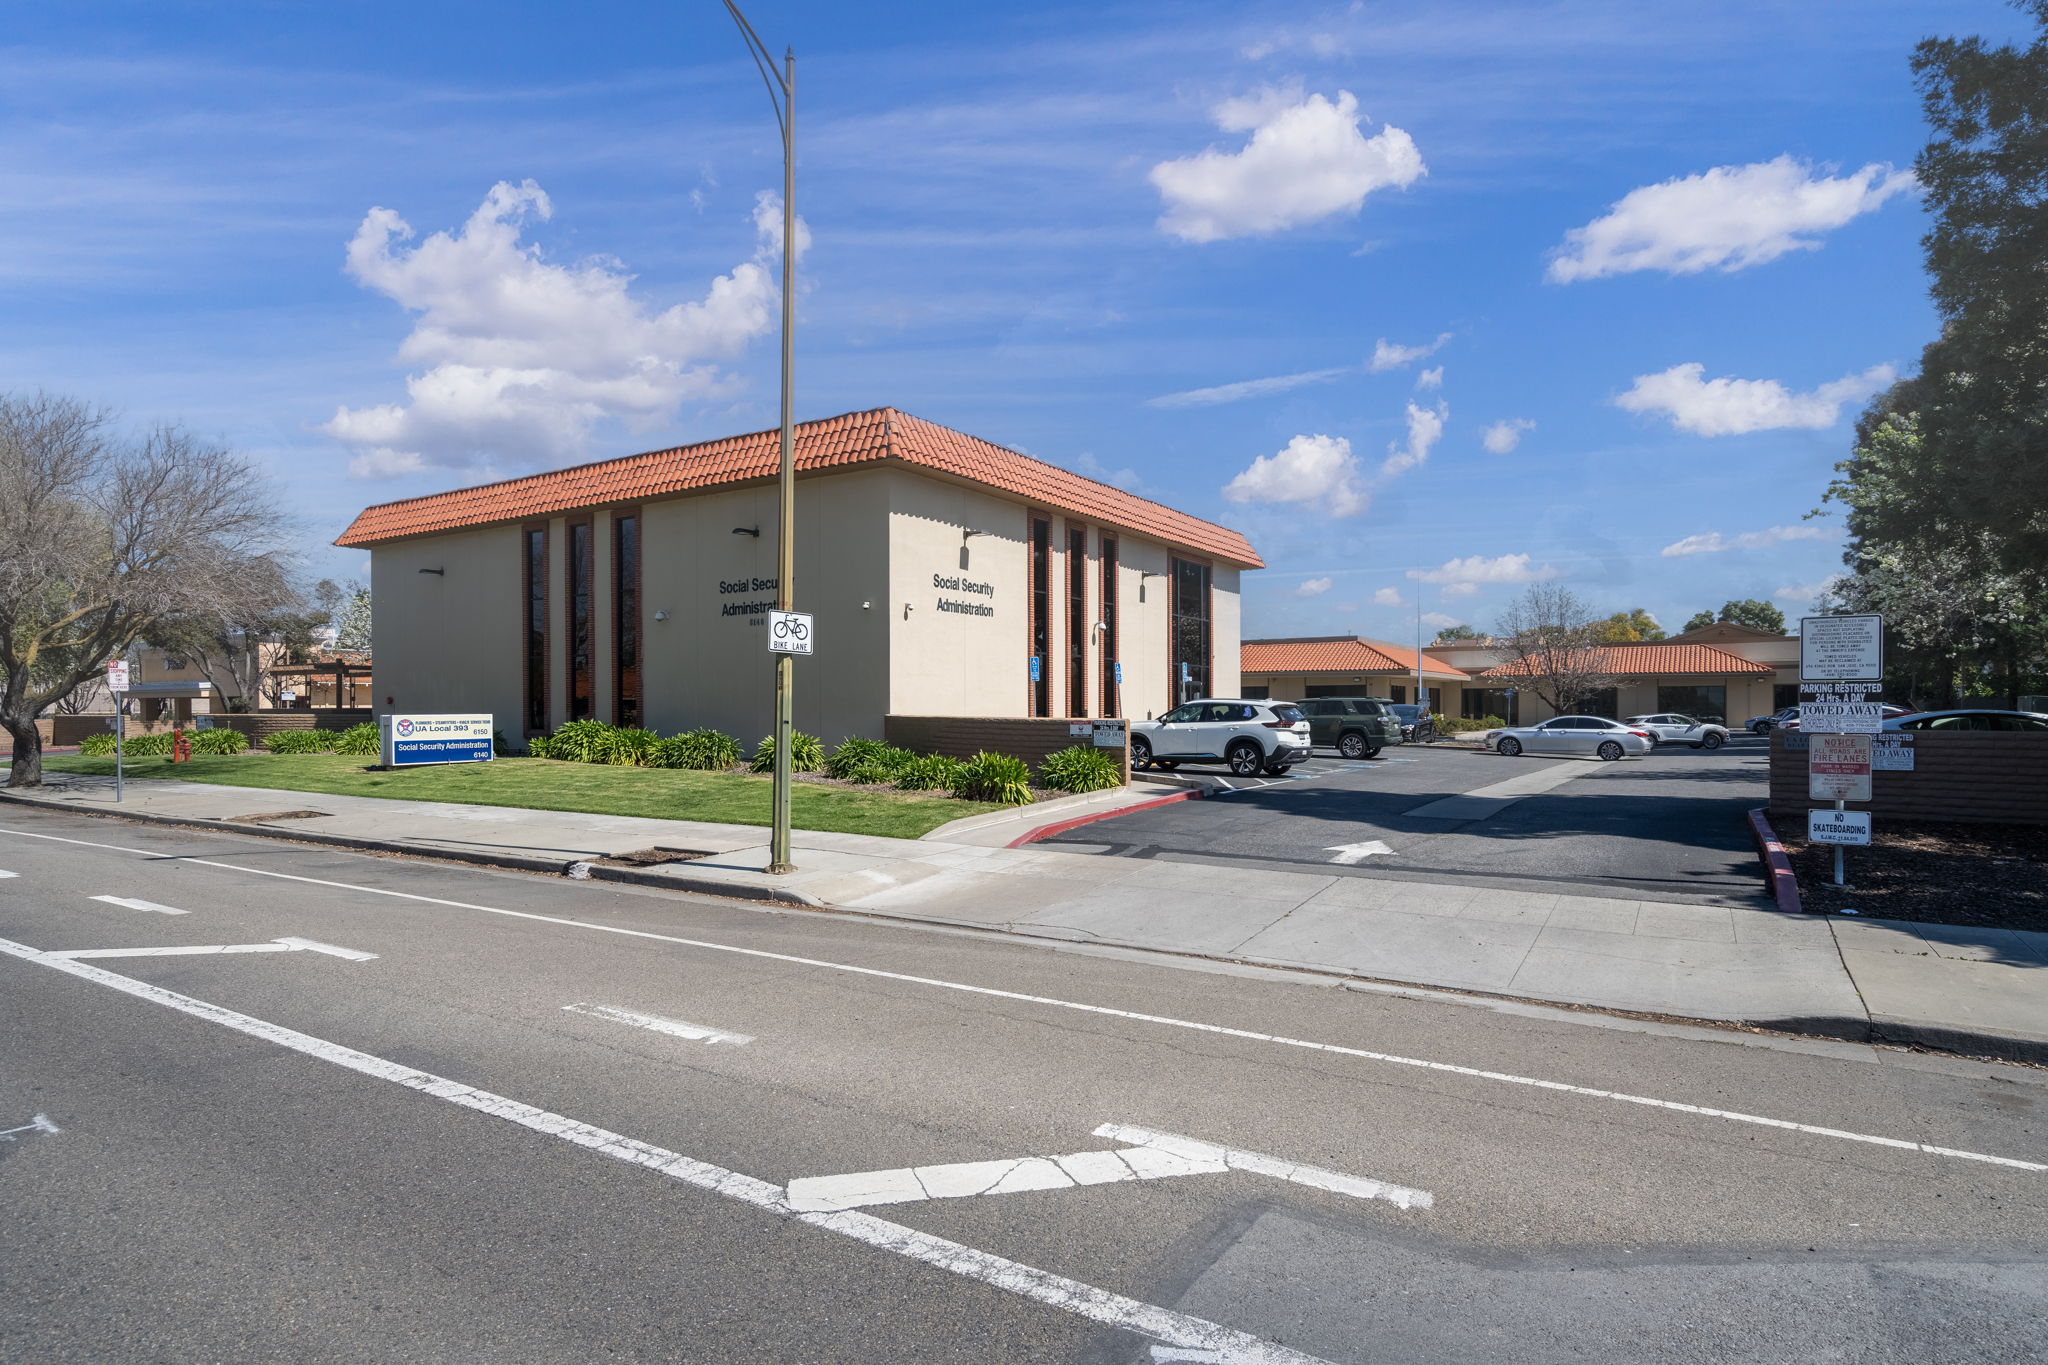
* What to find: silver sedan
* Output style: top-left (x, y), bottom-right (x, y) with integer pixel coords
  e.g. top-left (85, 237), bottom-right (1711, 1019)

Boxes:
top-left (1623, 713), bottom-right (1730, 750)
top-left (1492, 716), bottom-right (1654, 760)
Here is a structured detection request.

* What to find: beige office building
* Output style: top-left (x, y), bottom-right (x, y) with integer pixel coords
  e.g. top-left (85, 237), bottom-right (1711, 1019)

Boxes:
top-left (338, 408), bottom-right (1263, 744)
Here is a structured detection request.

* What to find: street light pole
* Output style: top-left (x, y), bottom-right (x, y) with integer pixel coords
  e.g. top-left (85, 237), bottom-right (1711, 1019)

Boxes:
top-left (722, 1), bottom-right (798, 874)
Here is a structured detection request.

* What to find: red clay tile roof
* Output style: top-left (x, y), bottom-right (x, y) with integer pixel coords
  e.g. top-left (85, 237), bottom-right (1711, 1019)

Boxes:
top-left (335, 407), bottom-right (1263, 566)
top-left (1242, 637), bottom-right (1470, 678)
top-left (1476, 644), bottom-right (1773, 677)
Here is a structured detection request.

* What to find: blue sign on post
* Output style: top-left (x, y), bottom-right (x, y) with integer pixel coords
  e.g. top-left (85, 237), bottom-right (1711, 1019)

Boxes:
top-left (1114, 662), bottom-right (1123, 685)
top-left (380, 713), bottom-right (494, 767)
top-left (1029, 656), bottom-right (1041, 682)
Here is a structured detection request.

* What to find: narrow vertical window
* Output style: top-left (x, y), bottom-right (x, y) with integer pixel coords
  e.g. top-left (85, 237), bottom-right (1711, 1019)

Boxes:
top-left (1169, 556), bottom-right (1212, 704)
top-left (1099, 537), bottom-right (1119, 716)
top-left (524, 526), bottom-right (547, 732)
top-left (567, 520), bottom-right (593, 721)
top-left (1029, 517), bottom-right (1051, 717)
top-left (1067, 526), bottom-right (1088, 718)
top-left (613, 512), bottom-right (640, 728)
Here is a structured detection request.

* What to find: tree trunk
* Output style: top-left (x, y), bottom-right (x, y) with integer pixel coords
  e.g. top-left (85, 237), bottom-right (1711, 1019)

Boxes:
top-left (5, 711), bottom-right (43, 787)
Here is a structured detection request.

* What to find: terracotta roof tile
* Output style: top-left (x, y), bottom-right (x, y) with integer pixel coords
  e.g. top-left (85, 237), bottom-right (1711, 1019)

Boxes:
top-left (1242, 637), bottom-right (1470, 678)
top-left (1475, 644), bottom-right (1773, 677)
top-left (335, 407), bottom-right (1262, 566)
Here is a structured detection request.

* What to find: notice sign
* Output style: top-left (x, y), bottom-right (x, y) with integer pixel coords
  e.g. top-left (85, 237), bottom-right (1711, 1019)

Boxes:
top-left (1091, 719), bottom-right (1127, 749)
top-left (1801, 613), bottom-right (1883, 683)
top-left (1808, 808), bottom-right (1872, 846)
top-left (1808, 732), bottom-right (1873, 802)
top-left (105, 659), bottom-right (130, 692)
top-left (380, 713), bottom-right (493, 768)
top-left (768, 609), bottom-right (813, 655)
top-left (1873, 734), bottom-right (1915, 771)
top-left (1800, 699), bottom-right (1883, 734)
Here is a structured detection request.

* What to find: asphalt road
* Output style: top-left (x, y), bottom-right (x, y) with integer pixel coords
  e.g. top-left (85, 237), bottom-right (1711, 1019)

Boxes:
top-left (1058, 737), bottom-right (1774, 904)
top-left (4, 804), bottom-right (2045, 1363)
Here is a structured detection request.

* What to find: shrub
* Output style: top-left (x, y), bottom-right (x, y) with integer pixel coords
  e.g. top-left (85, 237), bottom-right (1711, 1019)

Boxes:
top-left (1038, 744), bottom-right (1123, 794)
top-left (894, 753), bottom-right (962, 792)
top-left (126, 732), bottom-right (173, 756)
top-left (190, 727), bottom-right (248, 755)
top-left (647, 728), bottom-right (744, 770)
top-left (750, 730), bottom-right (824, 773)
top-left (547, 718), bottom-right (616, 764)
top-left (830, 738), bottom-right (915, 784)
top-left (826, 736), bottom-right (888, 779)
top-left (78, 733), bottom-right (116, 756)
top-left (264, 729), bottom-right (330, 754)
top-left (525, 733), bottom-right (558, 759)
top-left (596, 726), bottom-right (659, 766)
top-left (952, 750), bottom-right (1034, 805)
top-left (330, 722), bottom-right (380, 756)
top-left (1437, 715), bottom-right (1505, 734)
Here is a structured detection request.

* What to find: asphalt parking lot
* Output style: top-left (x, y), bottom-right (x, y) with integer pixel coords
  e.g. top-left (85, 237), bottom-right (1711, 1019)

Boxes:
top-left (1051, 735), bottom-right (1773, 905)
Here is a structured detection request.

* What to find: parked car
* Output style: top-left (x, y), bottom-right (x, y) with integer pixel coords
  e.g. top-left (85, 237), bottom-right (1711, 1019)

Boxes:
top-left (1131, 699), bottom-right (1313, 777)
top-left (1882, 709), bottom-right (2048, 732)
top-left (1783, 703), bottom-right (1913, 731)
top-left (1491, 716), bottom-right (1654, 760)
top-left (1386, 703), bottom-right (1439, 743)
top-left (1289, 697), bottom-right (1403, 759)
top-left (1747, 706), bottom-right (1798, 734)
top-left (1623, 714), bottom-right (1730, 750)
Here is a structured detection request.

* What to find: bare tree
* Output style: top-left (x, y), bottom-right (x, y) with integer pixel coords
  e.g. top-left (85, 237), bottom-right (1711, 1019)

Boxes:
top-left (0, 394), bottom-right (288, 786)
top-left (154, 571), bottom-right (337, 713)
top-left (1491, 584), bottom-right (1621, 716)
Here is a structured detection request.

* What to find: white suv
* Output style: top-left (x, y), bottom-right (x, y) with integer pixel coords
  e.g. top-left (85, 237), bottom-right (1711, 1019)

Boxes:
top-left (1131, 699), bottom-right (1313, 777)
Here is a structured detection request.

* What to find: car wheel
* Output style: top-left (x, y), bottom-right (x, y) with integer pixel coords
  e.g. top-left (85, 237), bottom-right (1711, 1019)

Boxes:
top-left (1753, 721), bottom-right (1773, 734)
top-left (1702, 732), bottom-right (1724, 750)
top-left (1131, 736), bottom-right (1154, 770)
top-left (1338, 731), bottom-right (1369, 760)
top-left (1497, 737), bottom-right (1522, 757)
top-left (1227, 741), bottom-right (1264, 777)
top-left (1364, 743), bottom-right (1383, 759)
top-left (1261, 758), bottom-right (1292, 777)
top-left (1597, 740), bottom-right (1624, 761)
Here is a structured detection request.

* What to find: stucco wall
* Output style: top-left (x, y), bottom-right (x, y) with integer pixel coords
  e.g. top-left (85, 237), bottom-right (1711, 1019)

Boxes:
top-left (885, 473), bottom-right (1032, 720)
top-left (371, 524), bottom-right (524, 728)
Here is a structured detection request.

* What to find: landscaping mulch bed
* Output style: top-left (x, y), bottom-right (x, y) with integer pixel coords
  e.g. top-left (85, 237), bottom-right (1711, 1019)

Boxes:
top-left (1785, 818), bottom-right (2048, 932)
top-left (593, 847), bottom-right (715, 869)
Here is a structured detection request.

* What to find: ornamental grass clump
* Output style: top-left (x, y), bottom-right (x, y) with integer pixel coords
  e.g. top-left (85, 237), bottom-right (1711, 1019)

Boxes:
top-left (952, 750), bottom-right (1034, 805)
top-left (647, 728), bottom-right (743, 770)
top-left (547, 719), bottom-right (615, 764)
top-left (78, 733), bottom-right (116, 756)
top-left (125, 732), bottom-right (174, 756)
top-left (596, 726), bottom-right (659, 766)
top-left (189, 727), bottom-right (249, 755)
top-left (264, 729), bottom-right (330, 754)
top-left (330, 722), bottom-right (380, 756)
top-left (750, 731), bottom-right (825, 773)
top-left (893, 753), bottom-right (962, 792)
top-left (1037, 744), bottom-right (1122, 794)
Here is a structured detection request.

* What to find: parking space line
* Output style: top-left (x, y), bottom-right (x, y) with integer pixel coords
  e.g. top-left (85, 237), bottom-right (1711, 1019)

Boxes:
top-left (0, 933), bottom-right (1338, 1365)
top-left (90, 895), bottom-right (189, 915)
top-left (2, 824), bottom-right (2040, 1175)
top-left (563, 1002), bottom-right (752, 1045)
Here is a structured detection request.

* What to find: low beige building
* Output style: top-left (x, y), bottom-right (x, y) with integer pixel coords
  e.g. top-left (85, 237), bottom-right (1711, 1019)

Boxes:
top-left (337, 408), bottom-right (1263, 744)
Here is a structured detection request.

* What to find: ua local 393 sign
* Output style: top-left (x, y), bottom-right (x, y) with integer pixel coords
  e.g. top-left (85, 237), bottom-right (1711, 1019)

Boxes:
top-left (380, 714), bottom-right (493, 767)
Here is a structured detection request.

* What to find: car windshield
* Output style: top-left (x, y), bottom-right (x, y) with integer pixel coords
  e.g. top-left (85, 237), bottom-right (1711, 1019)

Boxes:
top-left (1269, 704), bottom-right (1305, 724)
top-left (1390, 705), bottom-right (1422, 720)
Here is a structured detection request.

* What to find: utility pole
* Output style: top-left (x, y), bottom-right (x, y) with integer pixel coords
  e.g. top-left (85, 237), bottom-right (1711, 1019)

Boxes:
top-left (1414, 595), bottom-right (1425, 714)
top-left (722, 2), bottom-right (798, 874)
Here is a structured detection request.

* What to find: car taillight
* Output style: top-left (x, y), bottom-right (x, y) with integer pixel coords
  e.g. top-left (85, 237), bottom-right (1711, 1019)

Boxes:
top-left (1264, 719), bottom-right (1293, 728)
top-left (1628, 729), bottom-right (1650, 738)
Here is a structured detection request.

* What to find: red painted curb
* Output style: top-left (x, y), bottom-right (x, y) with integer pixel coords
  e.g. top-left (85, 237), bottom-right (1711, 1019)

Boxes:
top-left (1748, 806), bottom-right (1805, 914)
top-left (1007, 788), bottom-right (1204, 848)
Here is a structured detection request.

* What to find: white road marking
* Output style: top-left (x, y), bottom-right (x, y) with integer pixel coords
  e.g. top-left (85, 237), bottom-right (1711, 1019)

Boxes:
top-left (90, 895), bottom-right (188, 915)
top-left (0, 934), bottom-right (1335, 1365)
top-left (3, 824), bottom-right (2041, 1176)
top-left (563, 1002), bottom-right (752, 1045)
top-left (1323, 841), bottom-right (1393, 865)
top-left (47, 937), bottom-right (376, 962)
top-left (785, 1123), bottom-right (1431, 1214)
top-left (0, 868), bottom-right (15, 878)
top-left (0, 1113), bottom-right (61, 1140)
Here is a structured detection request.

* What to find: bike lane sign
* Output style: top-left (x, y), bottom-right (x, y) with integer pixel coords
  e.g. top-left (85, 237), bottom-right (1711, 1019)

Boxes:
top-left (768, 609), bottom-right (813, 655)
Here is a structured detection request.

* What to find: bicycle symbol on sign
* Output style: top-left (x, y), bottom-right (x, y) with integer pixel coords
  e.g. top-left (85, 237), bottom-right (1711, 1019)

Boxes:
top-left (767, 609), bottom-right (814, 655)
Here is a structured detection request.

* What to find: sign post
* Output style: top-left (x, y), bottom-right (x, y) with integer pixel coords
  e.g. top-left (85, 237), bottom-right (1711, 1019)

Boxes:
top-left (1799, 614), bottom-right (1884, 888)
top-left (104, 659), bottom-right (130, 803)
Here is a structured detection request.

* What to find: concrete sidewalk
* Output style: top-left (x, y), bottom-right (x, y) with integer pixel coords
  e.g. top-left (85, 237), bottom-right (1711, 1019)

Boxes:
top-left (6, 772), bottom-right (2043, 1062)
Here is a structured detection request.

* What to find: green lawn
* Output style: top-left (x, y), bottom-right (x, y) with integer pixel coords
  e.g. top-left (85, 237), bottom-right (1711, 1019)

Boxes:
top-left (40, 753), bottom-right (1006, 840)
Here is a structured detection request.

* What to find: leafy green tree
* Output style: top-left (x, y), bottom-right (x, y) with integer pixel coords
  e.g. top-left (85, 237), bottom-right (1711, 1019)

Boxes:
top-left (1682, 610), bottom-right (1717, 633)
top-left (1593, 608), bottom-right (1666, 643)
top-left (1682, 601), bottom-right (1786, 634)
top-left (1430, 623), bottom-right (1479, 643)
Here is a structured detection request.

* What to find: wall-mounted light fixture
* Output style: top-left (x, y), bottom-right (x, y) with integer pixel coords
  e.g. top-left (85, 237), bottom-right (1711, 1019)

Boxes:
top-left (417, 567), bottom-right (445, 576)
top-left (732, 526), bottom-right (761, 538)
top-left (654, 610), bottom-right (670, 622)
top-left (962, 528), bottom-right (990, 540)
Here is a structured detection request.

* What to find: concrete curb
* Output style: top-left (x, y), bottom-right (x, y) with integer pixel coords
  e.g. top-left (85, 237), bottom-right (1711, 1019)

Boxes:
top-left (1747, 807), bottom-right (1805, 914)
top-left (1006, 788), bottom-right (1205, 848)
top-left (916, 786), bottom-right (1124, 842)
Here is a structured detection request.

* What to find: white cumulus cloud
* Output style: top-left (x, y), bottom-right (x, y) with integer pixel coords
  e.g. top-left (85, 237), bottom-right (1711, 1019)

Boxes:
top-left (1407, 553), bottom-right (1560, 588)
top-left (1481, 418), bottom-right (1534, 454)
top-left (1294, 576), bottom-right (1334, 597)
top-left (1151, 88), bottom-right (1425, 243)
top-left (1372, 586), bottom-right (1403, 606)
top-left (1369, 332), bottom-right (1451, 372)
top-left (1440, 582), bottom-right (1479, 598)
top-left (1421, 612), bottom-right (1463, 630)
top-left (1548, 155), bottom-right (1916, 282)
top-left (1660, 524), bottom-right (1832, 558)
top-left (326, 180), bottom-right (799, 478)
top-left (1381, 400), bottom-right (1446, 477)
top-left (1222, 433), bottom-right (1367, 516)
top-left (1414, 366), bottom-right (1443, 391)
top-left (1615, 361), bottom-right (1894, 436)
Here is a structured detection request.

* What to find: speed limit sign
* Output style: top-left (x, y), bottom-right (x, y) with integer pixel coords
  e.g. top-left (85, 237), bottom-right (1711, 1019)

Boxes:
top-left (768, 609), bottom-right (813, 655)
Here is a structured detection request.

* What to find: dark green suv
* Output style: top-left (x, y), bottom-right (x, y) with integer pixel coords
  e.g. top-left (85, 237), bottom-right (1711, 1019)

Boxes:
top-left (1288, 697), bottom-right (1404, 759)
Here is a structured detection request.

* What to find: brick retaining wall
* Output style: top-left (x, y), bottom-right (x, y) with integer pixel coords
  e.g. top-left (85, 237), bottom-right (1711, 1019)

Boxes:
top-left (886, 715), bottom-right (1127, 779)
top-left (1768, 730), bottom-right (2048, 827)
top-left (43, 710), bottom-right (375, 747)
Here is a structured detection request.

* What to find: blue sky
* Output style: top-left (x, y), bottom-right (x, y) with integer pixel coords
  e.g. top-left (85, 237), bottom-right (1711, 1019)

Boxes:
top-left (5, 1), bottom-right (2022, 642)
